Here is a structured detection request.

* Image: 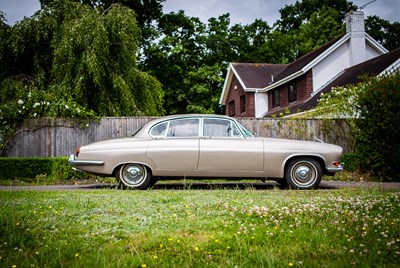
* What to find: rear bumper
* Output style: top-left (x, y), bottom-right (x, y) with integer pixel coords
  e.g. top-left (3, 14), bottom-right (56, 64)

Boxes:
top-left (68, 154), bottom-right (104, 167)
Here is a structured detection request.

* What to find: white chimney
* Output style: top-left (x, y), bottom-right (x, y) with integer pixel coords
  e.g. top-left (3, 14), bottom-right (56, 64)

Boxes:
top-left (346, 11), bottom-right (366, 66)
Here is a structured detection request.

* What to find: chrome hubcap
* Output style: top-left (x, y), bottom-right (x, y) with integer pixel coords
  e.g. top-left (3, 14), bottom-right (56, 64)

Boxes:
top-left (122, 165), bottom-right (145, 185)
top-left (291, 161), bottom-right (316, 186)
top-left (295, 166), bottom-right (311, 182)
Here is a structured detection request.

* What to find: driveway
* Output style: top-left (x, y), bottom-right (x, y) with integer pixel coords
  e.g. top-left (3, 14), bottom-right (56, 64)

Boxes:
top-left (1, 181), bottom-right (400, 191)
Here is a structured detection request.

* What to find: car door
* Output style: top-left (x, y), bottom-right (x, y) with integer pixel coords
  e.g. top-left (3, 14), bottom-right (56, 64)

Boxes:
top-left (146, 118), bottom-right (200, 171)
top-left (198, 118), bottom-right (264, 172)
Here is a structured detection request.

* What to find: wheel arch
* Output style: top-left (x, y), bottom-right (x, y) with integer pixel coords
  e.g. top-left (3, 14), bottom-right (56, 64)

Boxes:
top-left (283, 155), bottom-right (326, 175)
top-left (111, 161), bottom-right (154, 177)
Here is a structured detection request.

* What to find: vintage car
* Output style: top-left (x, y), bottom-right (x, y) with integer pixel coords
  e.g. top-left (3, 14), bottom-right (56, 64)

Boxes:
top-left (68, 114), bottom-right (343, 190)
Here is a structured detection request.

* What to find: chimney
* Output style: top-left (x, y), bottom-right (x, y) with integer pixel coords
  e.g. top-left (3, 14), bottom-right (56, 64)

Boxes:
top-left (346, 11), bottom-right (366, 66)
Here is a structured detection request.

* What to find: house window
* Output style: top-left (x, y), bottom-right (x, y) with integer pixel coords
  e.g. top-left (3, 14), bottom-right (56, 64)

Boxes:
top-left (272, 89), bottom-right (280, 108)
top-left (288, 82), bottom-right (297, 103)
top-left (240, 95), bottom-right (246, 113)
top-left (228, 100), bottom-right (235, 116)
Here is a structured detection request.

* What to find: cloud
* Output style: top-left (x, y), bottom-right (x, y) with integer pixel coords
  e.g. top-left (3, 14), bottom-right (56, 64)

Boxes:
top-left (163, 0), bottom-right (399, 25)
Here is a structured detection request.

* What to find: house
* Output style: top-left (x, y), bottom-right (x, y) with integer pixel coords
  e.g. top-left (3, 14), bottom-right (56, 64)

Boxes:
top-left (220, 11), bottom-right (396, 118)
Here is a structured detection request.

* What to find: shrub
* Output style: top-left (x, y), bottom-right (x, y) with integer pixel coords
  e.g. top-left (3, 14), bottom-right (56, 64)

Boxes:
top-left (355, 71), bottom-right (400, 181)
top-left (0, 157), bottom-right (91, 181)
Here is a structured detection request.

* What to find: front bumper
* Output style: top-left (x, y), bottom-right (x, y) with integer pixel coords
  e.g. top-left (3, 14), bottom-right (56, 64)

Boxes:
top-left (68, 154), bottom-right (104, 167)
top-left (326, 164), bottom-right (344, 173)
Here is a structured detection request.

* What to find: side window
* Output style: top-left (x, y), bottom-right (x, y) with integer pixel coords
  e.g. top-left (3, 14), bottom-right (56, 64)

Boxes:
top-left (150, 122), bottom-right (168, 137)
top-left (167, 119), bottom-right (200, 137)
top-left (203, 118), bottom-right (241, 137)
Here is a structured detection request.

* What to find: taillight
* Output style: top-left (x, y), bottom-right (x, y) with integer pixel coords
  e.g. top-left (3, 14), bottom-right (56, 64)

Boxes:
top-left (76, 147), bottom-right (81, 157)
top-left (332, 161), bottom-right (340, 167)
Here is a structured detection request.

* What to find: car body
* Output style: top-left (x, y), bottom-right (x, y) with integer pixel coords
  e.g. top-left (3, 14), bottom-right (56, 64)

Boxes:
top-left (68, 114), bottom-right (343, 190)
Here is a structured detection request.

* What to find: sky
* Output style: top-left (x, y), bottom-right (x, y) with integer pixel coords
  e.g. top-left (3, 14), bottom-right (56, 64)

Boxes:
top-left (0, 0), bottom-right (399, 26)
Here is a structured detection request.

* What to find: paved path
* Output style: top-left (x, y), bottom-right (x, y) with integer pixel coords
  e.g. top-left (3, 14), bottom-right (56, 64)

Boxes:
top-left (1, 181), bottom-right (400, 191)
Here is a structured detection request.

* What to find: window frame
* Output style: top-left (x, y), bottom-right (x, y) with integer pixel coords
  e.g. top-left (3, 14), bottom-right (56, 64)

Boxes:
top-left (203, 118), bottom-right (242, 138)
top-left (228, 100), bottom-right (235, 116)
top-left (240, 95), bottom-right (246, 113)
top-left (149, 117), bottom-right (249, 139)
top-left (272, 89), bottom-right (281, 108)
top-left (288, 82), bottom-right (297, 103)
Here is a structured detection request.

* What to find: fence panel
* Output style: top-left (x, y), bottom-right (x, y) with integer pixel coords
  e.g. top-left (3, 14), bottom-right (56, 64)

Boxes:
top-left (3, 117), bottom-right (352, 157)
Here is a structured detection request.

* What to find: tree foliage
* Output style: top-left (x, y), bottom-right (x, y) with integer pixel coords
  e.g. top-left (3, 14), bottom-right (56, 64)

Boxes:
top-left (276, 0), bottom-right (356, 33)
top-left (1, 0), bottom-right (399, 119)
top-left (366, 16), bottom-right (400, 50)
top-left (0, 0), bottom-right (164, 148)
top-left (314, 72), bottom-right (400, 181)
top-left (355, 72), bottom-right (400, 181)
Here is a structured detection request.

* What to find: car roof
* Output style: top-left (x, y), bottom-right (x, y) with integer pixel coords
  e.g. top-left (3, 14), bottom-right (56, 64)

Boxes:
top-left (134, 114), bottom-right (237, 138)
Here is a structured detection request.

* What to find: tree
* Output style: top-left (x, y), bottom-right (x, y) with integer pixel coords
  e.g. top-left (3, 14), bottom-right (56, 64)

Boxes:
top-left (276, 0), bottom-right (356, 33)
top-left (143, 11), bottom-right (207, 114)
top-left (313, 72), bottom-right (400, 181)
top-left (355, 72), bottom-right (400, 181)
top-left (293, 6), bottom-right (345, 57)
top-left (0, 12), bottom-right (11, 81)
top-left (1, 0), bottom-right (164, 149)
top-left (366, 16), bottom-right (400, 51)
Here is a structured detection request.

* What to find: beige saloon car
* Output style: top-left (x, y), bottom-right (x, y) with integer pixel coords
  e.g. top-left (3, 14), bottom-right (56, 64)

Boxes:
top-left (68, 114), bottom-right (343, 190)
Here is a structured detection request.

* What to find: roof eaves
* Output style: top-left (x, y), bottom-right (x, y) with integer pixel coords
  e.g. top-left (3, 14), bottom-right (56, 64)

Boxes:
top-left (365, 33), bottom-right (389, 54)
top-left (260, 33), bottom-right (350, 92)
top-left (379, 58), bottom-right (400, 77)
top-left (230, 64), bottom-right (248, 90)
top-left (219, 64), bottom-right (234, 105)
top-left (260, 70), bottom-right (304, 92)
top-left (302, 33), bottom-right (351, 71)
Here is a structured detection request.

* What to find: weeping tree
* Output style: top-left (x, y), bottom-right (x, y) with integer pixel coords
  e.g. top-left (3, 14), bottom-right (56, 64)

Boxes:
top-left (0, 0), bottom-right (164, 150)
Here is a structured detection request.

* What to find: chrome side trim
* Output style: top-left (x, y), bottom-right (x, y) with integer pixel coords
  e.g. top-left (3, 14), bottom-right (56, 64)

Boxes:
top-left (68, 154), bottom-right (104, 166)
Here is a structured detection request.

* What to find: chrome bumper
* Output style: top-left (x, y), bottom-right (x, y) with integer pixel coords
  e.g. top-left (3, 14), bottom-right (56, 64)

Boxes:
top-left (68, 154), bottom-right (104, 166)
top-left (326, 164), bottom-right (344, 173)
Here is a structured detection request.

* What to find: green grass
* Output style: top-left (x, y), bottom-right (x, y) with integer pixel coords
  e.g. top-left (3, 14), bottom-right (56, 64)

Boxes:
top-left (0, 188), bottom-right (399, 267)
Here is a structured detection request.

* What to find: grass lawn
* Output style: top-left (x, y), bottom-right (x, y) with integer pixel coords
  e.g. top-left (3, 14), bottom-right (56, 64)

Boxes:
top-left (0, 187), bottom-right (399, 267)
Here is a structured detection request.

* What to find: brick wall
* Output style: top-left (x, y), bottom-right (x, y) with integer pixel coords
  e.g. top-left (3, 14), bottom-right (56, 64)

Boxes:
top-left (267, 71), bottom-right (313, 114)
top-left (225, 76), bottom-right (255, 117)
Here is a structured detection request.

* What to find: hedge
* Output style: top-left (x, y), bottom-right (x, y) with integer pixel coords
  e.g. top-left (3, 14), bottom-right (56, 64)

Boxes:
top-left (0, 157), bottom-right (91, 181)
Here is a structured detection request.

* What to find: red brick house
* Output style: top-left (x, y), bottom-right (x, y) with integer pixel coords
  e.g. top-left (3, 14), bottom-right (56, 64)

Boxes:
top-left (220, 11), bottom-right (396, 118)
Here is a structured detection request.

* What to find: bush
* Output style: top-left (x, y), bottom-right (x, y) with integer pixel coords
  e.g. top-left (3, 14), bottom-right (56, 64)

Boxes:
top-left (0, 157), bottom-right (91, 181)
top-left (355, 71), bottom-right (400, 181)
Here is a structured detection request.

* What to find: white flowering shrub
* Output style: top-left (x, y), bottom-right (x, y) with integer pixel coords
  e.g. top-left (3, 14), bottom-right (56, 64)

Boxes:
top-left (0, 78), bottom-right (96, 151)
top-left (314, 84), bottom-right (363, 118)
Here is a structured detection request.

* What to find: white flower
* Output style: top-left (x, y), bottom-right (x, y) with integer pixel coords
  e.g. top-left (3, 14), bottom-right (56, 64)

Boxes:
top-left (18, 99), bottom-right (24, 105)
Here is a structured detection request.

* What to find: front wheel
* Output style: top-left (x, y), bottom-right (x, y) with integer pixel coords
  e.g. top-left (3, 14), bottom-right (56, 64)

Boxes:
top-left (285, 158), bottom-right (322, 190)
top-left (117, 163), bottom-right (152, 190)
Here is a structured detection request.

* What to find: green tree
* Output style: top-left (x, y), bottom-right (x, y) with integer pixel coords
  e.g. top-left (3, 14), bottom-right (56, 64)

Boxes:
top-left (355, 72), bottom-right (400, 181)
top-left (0, 12), bottom-right (11, 81)
top-left (313, 72), bottom-right (400, 181)
top-left (143, 11), bottom-right (206, 114)
top-left (0, 1), bottom-right (164, 149)
top-left (276, 0), bottom-right (356, 33)
top-left (293, 6), bottom-right (345, 57)
top-left (366, 16), bottom-right (400, 51)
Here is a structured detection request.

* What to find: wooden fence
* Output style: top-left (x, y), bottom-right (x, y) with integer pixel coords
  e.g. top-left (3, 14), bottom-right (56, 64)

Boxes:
top-left (3, 117), bottom-right (353, 157)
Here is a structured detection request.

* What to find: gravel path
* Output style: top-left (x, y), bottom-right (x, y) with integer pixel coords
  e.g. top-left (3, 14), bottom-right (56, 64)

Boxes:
top-left (1, 181), bottom-right (400, 191)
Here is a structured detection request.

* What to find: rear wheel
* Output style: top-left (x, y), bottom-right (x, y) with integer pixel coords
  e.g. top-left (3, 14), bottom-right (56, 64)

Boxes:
top-left (117, 163), bottom-right (152, 190)
top-left (285, 158), bottom-right (322, 190)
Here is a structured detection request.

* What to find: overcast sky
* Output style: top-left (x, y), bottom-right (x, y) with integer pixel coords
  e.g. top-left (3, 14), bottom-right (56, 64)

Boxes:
top-left (1, 0), bottom-right (399, 26)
